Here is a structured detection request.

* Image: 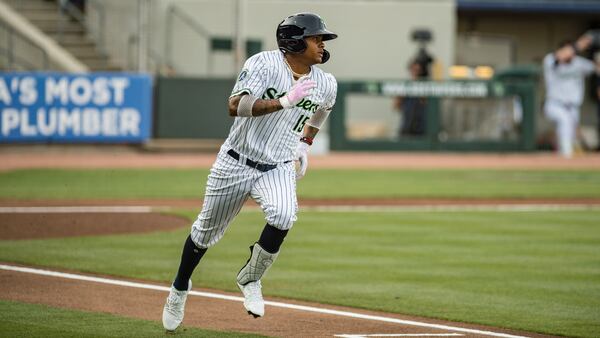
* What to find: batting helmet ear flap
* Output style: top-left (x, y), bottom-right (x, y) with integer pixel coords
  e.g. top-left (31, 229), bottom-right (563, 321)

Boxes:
top-left (277, 24), bottom-right (307, 54)
top-left (280, 38), bottom-right (307, 54)
top-left (321, 49), bottom-right (330, 64)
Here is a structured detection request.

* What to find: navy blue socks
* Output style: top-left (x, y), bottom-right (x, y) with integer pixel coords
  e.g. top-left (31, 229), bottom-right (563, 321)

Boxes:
top-left (173, 235), bottom-right (207, 291)
top-left (257, 224), bottom-right (288, 253)
top-left (172, 226), bottom-right (286, 291)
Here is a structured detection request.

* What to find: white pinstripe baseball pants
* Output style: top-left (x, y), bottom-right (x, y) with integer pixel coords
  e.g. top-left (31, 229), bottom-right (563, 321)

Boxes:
top-left (190, 148), bottom-right (298, 249)
top-left (545, 100), bottom-right (580, 158)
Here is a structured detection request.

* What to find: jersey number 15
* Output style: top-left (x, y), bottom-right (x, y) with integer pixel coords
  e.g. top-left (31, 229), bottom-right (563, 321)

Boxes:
top-left (293, 115), bottom-right (310, 133)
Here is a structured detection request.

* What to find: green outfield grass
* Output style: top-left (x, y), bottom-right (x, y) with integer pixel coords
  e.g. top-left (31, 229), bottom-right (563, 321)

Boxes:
top-left (1, 168), bottom-right (600, 199)
top-left (1, 210), bottom-right (599, 337)
top-left (0, 300), bottom-right (266, 337)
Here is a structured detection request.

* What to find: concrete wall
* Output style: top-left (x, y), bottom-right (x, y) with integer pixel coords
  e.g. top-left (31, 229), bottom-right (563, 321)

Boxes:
top-left (86, 0), bottom-right (139, 69)
top-left (91, 0), bottom-right (455, 80)
top-left (456, 33), bottom-right (514, 69)
top-left (457, 13), bottom-right (595, 65)
top-left (174, 0), bottom-right (454, 80)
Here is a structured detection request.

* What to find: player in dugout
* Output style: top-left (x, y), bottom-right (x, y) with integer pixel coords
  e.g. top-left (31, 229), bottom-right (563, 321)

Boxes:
top-left (543, 31), bottom-right (600, 157)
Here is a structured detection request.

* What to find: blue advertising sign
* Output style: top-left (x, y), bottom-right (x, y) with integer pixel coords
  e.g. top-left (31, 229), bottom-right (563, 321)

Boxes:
top-left (0, 72), bottom-right (152, 143)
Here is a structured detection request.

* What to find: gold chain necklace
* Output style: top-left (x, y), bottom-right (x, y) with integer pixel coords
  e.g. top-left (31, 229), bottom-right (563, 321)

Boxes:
top-left (284, 58), bottom-right (309, 78)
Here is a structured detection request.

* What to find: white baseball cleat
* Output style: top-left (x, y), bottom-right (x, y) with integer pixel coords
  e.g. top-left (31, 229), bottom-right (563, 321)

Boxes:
top-left (162, 280), bottom-right (192, 331)
top-left (237, 280), bottom-right (264, 318)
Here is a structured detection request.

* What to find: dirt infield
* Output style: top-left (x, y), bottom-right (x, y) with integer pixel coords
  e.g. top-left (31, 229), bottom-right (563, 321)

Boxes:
top-left (2, 148), bottom-right (600, 171)
top-left (0, 212), bottom-right (188, 240)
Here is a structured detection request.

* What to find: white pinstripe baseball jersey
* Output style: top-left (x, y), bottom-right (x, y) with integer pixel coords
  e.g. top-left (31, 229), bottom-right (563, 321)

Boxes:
top-left (225, 50), bottom-right (337, 164)
top-left (543, 53), bottom-right (595, 106)
top-left (189, 50), bottom-right (337, 248)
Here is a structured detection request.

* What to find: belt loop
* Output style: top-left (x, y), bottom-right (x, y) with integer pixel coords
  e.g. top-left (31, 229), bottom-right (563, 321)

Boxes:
top-left (237, 153), bottom-right (247, 166)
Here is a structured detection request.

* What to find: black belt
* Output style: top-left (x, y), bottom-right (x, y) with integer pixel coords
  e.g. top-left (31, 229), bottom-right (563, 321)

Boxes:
top-left (227, 149), bottom-right (279, 172)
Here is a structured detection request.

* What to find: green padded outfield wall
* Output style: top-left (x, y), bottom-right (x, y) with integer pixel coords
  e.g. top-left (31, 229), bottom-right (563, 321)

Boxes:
top-left (154, 77), bottom-right (536, 152)
top-left (155, 77), bottom-right (235, 138)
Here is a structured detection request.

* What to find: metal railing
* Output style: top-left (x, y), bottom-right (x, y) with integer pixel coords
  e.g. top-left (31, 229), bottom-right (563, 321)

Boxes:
top-left (127, 34), bottom-right (138, 70)
top-left (55, 0), bottom-right (106, 56)
top-left (0, 19), bottom-right (49, 70)
top-left (165, 4), bottom-right (212, 74)
top-left (56, 0), bottom-right (86, 43)
top-left (86, 0), bottom-right (106, 55)
top-left (127, 33), bottom-right (166, 73)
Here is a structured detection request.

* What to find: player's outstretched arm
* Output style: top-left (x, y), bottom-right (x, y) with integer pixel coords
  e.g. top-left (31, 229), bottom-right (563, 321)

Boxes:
top-left (228, 94), bottom-right (284, 117)
top-left (228, 76), bottom-right (316, 117)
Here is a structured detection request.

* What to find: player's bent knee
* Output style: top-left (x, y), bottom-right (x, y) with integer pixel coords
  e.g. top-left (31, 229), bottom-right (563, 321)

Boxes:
top-left (265, 206), bottom-right (297, 228)
top-left (265, 212), bottom-right (296, 231)
top-left (190, 226), bottom-right (223, 249)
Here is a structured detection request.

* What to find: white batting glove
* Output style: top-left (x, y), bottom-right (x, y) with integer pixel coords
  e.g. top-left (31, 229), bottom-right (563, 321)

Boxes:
top-left (295, 141), bottom-right (310, 180)
top-left (280, 76), bottom-right (316, 109)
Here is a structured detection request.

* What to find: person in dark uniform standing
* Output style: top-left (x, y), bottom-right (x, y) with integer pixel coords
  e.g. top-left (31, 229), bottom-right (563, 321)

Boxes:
top-left (394, 60), bottom-right (427, 137)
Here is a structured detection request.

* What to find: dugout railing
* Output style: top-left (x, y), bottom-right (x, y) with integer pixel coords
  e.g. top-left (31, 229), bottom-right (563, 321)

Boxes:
top-left (329, 79), bottom-right (536, 152)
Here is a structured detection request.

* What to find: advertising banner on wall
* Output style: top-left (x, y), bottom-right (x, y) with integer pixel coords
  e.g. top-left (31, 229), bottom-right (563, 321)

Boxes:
top-left (0, 72), bottom-right (152, 143)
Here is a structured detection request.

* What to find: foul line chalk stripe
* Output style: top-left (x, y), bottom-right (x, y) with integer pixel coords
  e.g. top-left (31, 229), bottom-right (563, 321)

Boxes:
top-left (0, 204), bottom-right (599, 214)
top-left (335, 334), bottom-right (464, 337)
top-left (302, 204), bottom-right (600, 213)
top-left (0, 264), bottom-right (528, 338)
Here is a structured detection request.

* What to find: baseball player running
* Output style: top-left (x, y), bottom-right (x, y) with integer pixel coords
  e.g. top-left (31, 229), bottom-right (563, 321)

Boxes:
top-left (162, 12), bottom-right (338, 331)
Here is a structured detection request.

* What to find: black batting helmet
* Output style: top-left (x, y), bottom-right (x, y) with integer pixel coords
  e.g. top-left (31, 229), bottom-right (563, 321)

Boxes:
top-left (276, 13), bottom-right (337, 63)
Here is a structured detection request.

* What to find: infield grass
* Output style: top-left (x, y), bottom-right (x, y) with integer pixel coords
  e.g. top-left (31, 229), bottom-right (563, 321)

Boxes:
top-left (1, 210), bottom-right (599, 337)
top-left (1, 168), bottom-right (600, 199)
top-left (0, 300), bottom-right (266, 337)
